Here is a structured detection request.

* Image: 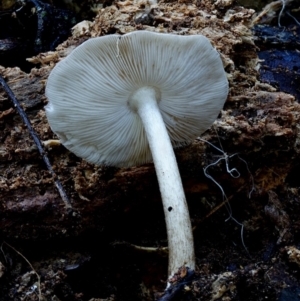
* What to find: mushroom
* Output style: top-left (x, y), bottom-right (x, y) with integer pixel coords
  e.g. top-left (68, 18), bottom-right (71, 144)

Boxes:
top-left (45, 31), bottom-right (228, 280)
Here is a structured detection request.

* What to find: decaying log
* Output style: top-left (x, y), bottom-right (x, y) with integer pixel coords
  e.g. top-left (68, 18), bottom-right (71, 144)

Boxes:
top-left (1, 1), bottom-right (300, 300)
top-left (0, 0), bottom-right (299, 241)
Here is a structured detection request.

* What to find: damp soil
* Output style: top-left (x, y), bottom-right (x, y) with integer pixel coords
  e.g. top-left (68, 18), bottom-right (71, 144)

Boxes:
top-left (1, 0), bottom-right (300, 300)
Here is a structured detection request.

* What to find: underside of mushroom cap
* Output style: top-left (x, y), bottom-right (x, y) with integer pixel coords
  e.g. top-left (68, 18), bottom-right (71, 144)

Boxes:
top-left (45, 31), bottom-right (228, 167)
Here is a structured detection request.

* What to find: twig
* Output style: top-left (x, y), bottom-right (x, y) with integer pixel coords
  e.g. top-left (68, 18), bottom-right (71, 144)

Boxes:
top-left (193, 182), bottom-right (249, 229)
top-left (0, 75), bottom-right (72, 210)
top-left (113, 241), bottom-right (168, 256)
top-left (2, 242), bottom-right (42, 301)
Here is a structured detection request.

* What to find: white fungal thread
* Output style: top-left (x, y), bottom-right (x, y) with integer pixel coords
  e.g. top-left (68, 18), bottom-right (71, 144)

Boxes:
top-left (278, 0), bottom-right (300, 27)
top-left (286, 11), bottom-right (300, 25)
top-left (278, 0), bottom-right (286, 27)
top-left (197, 136), bottom-right (255, 255)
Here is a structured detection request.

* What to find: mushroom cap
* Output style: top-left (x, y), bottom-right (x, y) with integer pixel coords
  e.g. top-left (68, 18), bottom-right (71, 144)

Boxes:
top-left (45, 31), bottom-right (228, 167)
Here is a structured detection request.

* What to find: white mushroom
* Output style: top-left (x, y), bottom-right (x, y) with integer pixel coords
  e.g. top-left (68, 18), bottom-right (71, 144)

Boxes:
top-left (45, 31), bottom-right (228, 280)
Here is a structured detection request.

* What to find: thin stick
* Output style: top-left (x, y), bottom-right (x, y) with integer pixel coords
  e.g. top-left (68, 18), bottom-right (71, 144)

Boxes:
top-left (3, 242), bottom-right (42, 301)
top-left (0, 75), bottom-right (72, 209)
top-left (113, 241), bottom-right (168, 256)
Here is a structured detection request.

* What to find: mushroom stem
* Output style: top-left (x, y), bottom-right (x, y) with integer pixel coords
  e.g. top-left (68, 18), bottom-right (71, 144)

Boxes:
top-left (129, 86), bottom-right (195, 278)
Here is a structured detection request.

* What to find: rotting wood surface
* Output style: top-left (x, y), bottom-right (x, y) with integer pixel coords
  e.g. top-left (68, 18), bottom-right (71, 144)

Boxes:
top-left (1, 0), bottom-right (300, 300)
top-left (1, 0), bottom-right (299, 240)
